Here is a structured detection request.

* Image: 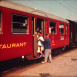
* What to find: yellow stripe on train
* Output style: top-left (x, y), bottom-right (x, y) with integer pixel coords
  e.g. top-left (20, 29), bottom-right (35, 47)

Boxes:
top-left (0, 42), bottom-right (27, 49)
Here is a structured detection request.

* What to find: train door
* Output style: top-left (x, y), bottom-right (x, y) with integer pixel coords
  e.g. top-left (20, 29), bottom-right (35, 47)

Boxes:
top-left (32, 17), bottom-right (45, 57)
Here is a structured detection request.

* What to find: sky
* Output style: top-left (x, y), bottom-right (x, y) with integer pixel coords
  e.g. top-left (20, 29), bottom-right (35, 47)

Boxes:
top-left (9, 0), bottom-right (77, 21)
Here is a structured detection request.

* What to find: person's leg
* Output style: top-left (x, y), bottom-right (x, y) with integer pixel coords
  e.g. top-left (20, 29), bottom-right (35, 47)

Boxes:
top-left (44, 49), bottom-right (49, 62)
top-left (40, 46), bottom-right (44, 55)
top-left (37, 46), bottom-right (40, 53)
top-left (48, 49), bottom-right (52, 62)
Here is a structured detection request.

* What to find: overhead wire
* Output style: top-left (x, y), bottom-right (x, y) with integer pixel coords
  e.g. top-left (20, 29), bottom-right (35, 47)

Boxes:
top-left (55, 0), bottom-right (77, 14)
top-left (10, 0), bottom-right (77, 20)
top-left (27, 0), bottom-right (67, 17)
top-left (64, 1), bottom-right (77, 13)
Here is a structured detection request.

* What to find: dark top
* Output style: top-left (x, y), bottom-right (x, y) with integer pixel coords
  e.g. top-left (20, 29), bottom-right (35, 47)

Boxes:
top-left (42, 38), bottom-right (51, 49)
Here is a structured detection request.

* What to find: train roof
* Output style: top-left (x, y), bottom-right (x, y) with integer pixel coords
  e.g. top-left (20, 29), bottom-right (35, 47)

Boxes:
top-left (67, 19), bottom-right (77, 23)
top-left (0, 0), bottom-right (69, 23)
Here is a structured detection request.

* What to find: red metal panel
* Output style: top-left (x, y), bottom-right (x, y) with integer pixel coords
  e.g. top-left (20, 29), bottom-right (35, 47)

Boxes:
top-left (49, 20), bottom-right (69, 49)
top-left (0, 7), bottom-right (33, 61)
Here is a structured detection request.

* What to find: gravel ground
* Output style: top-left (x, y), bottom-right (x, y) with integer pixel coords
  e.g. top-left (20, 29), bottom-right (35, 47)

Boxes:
top-left (2, 48), bottom-right (77, 77)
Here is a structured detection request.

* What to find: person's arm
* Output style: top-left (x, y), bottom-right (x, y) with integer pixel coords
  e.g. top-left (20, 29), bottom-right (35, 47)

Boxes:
top-left (41, 39), bottom-right (47, 44)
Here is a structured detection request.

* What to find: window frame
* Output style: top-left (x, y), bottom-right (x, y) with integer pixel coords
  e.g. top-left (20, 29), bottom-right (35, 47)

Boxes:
top-left (12, 13), bottom-right (29, 34)
top-left (0, 11), bottom-right (2, 34)
top-left (59, 23), bottom-right (65, 34)
top-left (49, 21), bottom-right (57, 35)
top-left (66, 24), bottom-right (68, 34)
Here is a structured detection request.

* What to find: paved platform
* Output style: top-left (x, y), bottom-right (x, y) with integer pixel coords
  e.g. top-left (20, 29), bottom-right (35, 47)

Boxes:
top-left (2, 48), bottom-right (77, 77)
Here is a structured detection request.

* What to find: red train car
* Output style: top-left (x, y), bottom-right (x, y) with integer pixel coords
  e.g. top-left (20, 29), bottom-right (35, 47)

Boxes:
top-left (0, 0), bottom-right (69, 62)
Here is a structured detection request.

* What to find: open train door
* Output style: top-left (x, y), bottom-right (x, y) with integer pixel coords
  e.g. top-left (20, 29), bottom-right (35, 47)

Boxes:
top-left (42, 19), bottom-right (46, 39)
top-left (33, 17), bottom-right (38, 56)
top-left (32, 17), bottom-right (46, 57)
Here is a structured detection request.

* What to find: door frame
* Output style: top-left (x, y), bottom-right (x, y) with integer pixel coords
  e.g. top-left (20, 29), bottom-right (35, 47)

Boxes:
top-left (32, 17), bottom-right (46, 57)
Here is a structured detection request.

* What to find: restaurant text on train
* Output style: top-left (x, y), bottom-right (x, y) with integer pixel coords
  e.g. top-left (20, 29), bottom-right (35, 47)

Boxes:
top-left (0, 42), bottom-right (27, 49)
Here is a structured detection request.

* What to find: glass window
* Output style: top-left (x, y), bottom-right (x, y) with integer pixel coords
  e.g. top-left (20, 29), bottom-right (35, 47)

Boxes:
top-left (59, 23), bottom-right (64, 34)
top-left (0, 11), bottom-right (2, 34)
top-left (66, 24), bottom-right (68, 34)
top-left (49, 21), bottom-right (56, 34)
top-left (12, 14), bottom-right (28, 34)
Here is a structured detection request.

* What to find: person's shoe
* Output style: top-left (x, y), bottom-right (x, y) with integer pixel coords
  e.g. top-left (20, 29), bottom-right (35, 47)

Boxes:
top-left (42, 61), bottom-right (45, 63)
top-left (42, 61), bottom-right (47, 63)
top-left (42, 54), bottom-right (44, 57)
top-left (40, 55), bottom-right (43, 57)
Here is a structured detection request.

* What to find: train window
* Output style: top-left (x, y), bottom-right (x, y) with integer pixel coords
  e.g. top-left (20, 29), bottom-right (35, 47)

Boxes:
top-left (0, 11), bottom-right (2, 34)
top-left (59, 23), bottom-right (64, 34)
top-left (66, 24), bottom-right (68, 34)
top-left (12, 14), bottom-right (28, 34)
top-left (49, 21), bottom-right (56, 34)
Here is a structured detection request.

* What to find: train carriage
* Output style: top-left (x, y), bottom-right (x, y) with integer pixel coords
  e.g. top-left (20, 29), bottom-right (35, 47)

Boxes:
top-left (67, 20), bottom-right (77, 46)
top-left (0, 0), bottom-right (69, 62)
